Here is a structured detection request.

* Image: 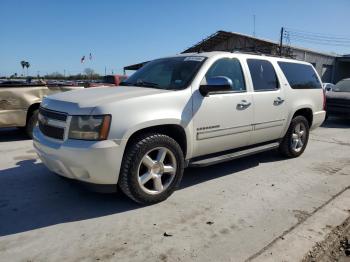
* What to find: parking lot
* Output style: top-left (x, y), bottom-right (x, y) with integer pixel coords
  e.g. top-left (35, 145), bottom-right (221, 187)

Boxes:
top-left (0, 118), bottom-right (349, 262)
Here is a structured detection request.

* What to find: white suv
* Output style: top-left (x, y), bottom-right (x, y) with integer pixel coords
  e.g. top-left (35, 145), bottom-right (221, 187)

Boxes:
top-left (33, 52), bottom-right (326, 204)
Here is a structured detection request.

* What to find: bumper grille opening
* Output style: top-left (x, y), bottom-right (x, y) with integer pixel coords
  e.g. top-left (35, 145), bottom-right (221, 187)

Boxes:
top-left (39, 107), bottom-right (67, 121)
top-left (38, 107), bottom-right (67, 140)
top-left (39, 123), bottom-right (65, 140)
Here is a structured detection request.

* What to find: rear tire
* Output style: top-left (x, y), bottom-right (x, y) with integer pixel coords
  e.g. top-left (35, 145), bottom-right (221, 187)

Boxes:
top-left (279, 115), bottom-right (309, 158)
top-left (25, 109), bottom-right (39, 139)
top-left (118, 133), bottom-right (184, 204)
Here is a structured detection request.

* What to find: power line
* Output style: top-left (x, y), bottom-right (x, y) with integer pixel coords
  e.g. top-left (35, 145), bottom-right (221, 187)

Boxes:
top-left (283, 27), bottom-right (350, 47)
top-left (285, 27), bottom-right (350, 40)
top-left (286, 33), bottom-right (350, 43)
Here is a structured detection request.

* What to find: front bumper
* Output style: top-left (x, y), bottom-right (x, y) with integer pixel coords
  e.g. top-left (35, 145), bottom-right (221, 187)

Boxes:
top-left (33, 127), bottom-right (124, 185)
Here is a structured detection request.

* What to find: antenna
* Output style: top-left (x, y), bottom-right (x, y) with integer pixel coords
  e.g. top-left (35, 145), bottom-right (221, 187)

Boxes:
top-left (253, 15), bottom-right (256, 37)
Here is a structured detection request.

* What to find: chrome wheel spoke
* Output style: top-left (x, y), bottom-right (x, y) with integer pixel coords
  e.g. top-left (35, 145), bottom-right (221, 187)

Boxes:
top-left (156, 148), bottom-right (167, 163)
top-left (299, 130), bottom-right (305, 138)
top-left (291, 122), bottom-right (307, 152)
top-left (137, 146), bottom-right (177, 195)
top-left (142, 155), bottom-right (155, 169)
top-left (163, 165), bottom-right (175, 174)
top-left (140, 172), bottom-right (153, 185)
top-left (153, 176), bottom-right (164, 192)
top-left (292, 139), bottom-right (298, 150)
top-left (297, 139), bottom-right (304, 148)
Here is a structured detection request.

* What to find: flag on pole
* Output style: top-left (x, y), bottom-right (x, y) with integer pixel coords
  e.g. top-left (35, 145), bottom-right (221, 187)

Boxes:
top-left (81, 56), bottom-right (85, 63)
top-left (89, 53), bottom-right (92, 60)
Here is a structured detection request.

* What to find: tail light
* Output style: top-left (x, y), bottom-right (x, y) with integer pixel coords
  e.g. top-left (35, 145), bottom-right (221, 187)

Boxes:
top-left (322, 89), bottom-right (326, 110)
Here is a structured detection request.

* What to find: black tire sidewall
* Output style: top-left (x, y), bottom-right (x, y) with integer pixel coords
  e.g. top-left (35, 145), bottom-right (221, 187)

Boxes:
top-left (26, 109), bottom-right (39, 138)
top-left (120, 134), bottom-right (184, 204)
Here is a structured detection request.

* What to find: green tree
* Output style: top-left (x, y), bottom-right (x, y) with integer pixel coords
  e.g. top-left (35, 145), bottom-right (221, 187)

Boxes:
top-left (20, 60), bottom-right (26, 76)
top-left (84, 68), bottom-right (94, 75)
top-left (25, 61), bottom-right (30, 76)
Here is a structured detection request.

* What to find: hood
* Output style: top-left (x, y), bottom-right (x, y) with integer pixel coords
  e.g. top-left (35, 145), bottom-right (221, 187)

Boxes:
top-left (42, 86), bottom-right (171, 114)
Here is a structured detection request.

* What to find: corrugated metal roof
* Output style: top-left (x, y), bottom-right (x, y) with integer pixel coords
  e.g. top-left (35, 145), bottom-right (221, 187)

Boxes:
top-left (182, 30), bottom-right (276, 53)
top-left (124, 30), bottom-right (339, 70)
top-left (182, 30), bottom-right (337, 57)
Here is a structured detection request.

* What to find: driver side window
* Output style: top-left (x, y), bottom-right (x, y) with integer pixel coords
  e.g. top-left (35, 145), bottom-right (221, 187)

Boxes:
top-left (205, 58), bottom-right (246, 91)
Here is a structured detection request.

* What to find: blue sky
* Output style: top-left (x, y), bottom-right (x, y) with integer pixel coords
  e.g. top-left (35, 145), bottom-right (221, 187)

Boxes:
top-left (1, 0), bottom-right (350, 76)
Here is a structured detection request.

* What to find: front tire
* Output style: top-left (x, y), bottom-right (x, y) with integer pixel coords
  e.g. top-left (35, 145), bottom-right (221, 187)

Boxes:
top-left (25, 109), bottom-right (39, 139)
top-left (279, 115), bottom-right (309, 158)
top-left (118, 133), bottom-right (185, 204)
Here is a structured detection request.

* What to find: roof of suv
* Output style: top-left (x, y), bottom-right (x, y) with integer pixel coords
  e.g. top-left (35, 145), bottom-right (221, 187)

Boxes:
top-left (173, 51), bottom-right (311, 65)
top-left (124, 51), bottom-right (312, 71)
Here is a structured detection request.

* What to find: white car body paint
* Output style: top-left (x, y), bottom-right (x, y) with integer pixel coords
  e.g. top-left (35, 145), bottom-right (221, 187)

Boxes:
top-left (33, 52), bottom-right (326, 185)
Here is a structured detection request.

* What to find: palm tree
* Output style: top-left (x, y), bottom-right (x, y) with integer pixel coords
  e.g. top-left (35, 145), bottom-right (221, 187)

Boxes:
top-left (20, 60), bottom-right (26, 76)
top-left (25, 62), bottom-right (30, 76)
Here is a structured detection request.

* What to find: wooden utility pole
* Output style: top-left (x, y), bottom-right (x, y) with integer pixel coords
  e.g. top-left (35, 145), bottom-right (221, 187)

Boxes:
top-left (253, 15), bottom-right (256, 37)
top-left (279, 27), bottom-right (284, 56)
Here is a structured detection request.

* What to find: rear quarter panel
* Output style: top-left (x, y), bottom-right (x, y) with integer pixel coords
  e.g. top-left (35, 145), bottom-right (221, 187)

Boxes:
top-left (274, 60), bottom-right (325, 135)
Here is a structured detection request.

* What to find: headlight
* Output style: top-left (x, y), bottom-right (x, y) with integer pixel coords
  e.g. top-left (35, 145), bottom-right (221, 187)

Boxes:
top-left (68, 115), bottom-right (111, 140)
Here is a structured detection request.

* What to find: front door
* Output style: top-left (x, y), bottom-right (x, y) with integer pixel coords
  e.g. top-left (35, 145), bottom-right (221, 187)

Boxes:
top-left (192, 57), bottom-right (254, 157)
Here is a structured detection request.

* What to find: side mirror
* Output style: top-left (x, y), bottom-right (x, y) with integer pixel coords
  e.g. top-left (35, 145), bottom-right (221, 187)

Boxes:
top-left (199, 76), bottom-right (233, 96)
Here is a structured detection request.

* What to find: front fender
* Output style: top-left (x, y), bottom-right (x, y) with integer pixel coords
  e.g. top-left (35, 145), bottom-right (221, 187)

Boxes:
top-left (121, 118), bottom-right (193, 159)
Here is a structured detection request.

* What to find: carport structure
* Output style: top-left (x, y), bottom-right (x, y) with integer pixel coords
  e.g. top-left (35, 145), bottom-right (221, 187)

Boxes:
top-left (334, 55), bottom-right (350, 83)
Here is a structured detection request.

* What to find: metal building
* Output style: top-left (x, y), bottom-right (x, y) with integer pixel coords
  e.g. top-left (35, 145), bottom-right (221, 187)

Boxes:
top-left (124, 30), bottom-right (350, 83)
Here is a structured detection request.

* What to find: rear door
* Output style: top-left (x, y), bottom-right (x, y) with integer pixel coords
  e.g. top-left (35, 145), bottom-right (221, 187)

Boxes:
top-left (246, 59), bottom-right (287, 145)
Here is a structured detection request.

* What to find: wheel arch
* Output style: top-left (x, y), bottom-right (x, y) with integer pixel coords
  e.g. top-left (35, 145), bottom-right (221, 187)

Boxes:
top-left (124, 124), bottom-right (188, 158)
top-left (292, 108), bottom-right (313, 127)
top-left (26, 103), bottom-right (41, 125)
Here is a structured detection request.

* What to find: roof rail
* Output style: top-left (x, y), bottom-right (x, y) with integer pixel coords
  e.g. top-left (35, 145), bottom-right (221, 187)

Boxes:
top-left (231, 50), bottom-right (295, 59)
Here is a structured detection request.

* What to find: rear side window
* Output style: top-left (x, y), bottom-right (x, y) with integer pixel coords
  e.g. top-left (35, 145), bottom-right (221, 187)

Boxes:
top-left (278, 62), bottom-right (322, 89)
top-left (247, 59), bottom-right (279, 91)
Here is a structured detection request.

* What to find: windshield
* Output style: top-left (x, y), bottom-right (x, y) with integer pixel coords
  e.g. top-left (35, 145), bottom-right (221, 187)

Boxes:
top-left (333, 79), bottom-right (350, 92)
top-left (120, 56), bottom-right (206, 90)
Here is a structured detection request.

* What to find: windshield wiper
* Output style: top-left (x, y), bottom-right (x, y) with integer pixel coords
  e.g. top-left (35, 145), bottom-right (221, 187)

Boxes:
top-left (120, 80), bottom-right (160, 88)
top-left (119, 81), bottom-right (132, 86)
top-left (135, 80), bottom-right (159, 88)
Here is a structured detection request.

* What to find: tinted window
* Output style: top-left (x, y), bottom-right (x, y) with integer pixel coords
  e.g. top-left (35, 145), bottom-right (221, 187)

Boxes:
top-left (278, 62), bottom-right (322, 89)
top-left (247, 59), bottom-right (279, 91)
top-left (333, 79), bottom-right (350, 92)
top-left (205, 58), bottom-right (246, 91)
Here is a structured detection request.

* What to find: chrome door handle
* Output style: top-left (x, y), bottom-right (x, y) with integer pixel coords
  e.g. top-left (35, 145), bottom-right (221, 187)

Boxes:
top-left (274, 97), bottom-right (285, 105)
top-left (237, 100), bottom-right (251, 110)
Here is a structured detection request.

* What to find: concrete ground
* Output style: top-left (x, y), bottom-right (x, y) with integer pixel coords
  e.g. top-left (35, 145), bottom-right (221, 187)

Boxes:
top-left (0, 118), bottom-right (349, 262)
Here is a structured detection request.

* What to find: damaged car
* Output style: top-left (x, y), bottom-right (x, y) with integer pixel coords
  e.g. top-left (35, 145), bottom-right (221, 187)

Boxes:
top-left (0, 82), bottom-right (83, 138)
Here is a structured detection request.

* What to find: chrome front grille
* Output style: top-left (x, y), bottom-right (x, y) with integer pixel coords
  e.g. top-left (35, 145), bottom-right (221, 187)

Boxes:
top-left (38, 107), bottom-right (68, 140)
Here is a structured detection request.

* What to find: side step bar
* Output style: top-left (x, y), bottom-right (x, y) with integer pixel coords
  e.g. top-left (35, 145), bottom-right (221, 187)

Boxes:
top-left (189, 142), bottom-right (280, 167)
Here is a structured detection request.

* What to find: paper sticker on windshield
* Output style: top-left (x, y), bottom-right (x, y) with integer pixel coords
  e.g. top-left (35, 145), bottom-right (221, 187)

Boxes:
top-left (184, 56), bottom-right (205, 62)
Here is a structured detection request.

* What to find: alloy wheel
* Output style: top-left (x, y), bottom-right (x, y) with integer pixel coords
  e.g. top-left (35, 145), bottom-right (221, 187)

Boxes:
top-left (291, 122), bottom-right (306, 153)
top-left (137, 147), bottom-right (177, 195)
